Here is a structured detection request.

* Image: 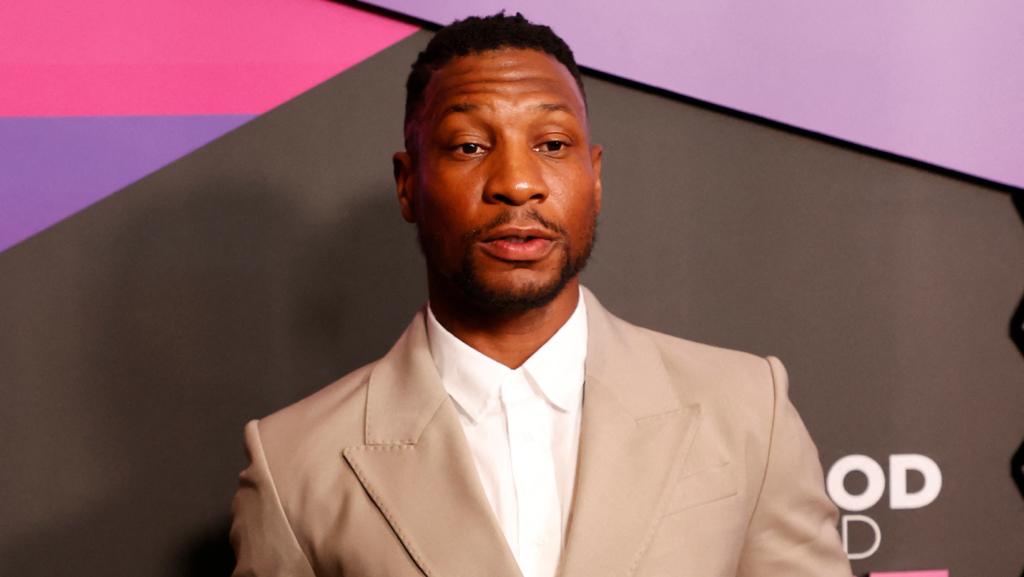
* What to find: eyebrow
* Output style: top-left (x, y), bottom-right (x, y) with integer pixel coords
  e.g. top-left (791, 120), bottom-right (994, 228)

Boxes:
top-left (442, 103), bottom-right (477, 116)
top-left (535, 103), bottom-right (572, 114)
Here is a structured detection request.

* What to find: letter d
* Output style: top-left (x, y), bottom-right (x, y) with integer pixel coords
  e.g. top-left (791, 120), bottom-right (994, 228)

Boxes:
top-left (841, 514), bottom-right (881, 560)
top-left (889, 454), bottom-right (942, 509)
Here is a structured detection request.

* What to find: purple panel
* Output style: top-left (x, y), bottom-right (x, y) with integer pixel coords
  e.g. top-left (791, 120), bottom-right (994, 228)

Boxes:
top-left (0, 115), bottom-right (254, 253)
top-left (366, 1), bottom-right (1024, 189)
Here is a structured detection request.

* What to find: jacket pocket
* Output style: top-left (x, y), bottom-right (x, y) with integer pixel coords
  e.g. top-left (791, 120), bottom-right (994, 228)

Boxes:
top-left (663, 461), bottom-right (739, 517)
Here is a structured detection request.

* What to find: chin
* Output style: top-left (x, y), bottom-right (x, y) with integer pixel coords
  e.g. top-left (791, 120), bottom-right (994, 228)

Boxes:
top-left (455, 268), bottom-right (571, 313)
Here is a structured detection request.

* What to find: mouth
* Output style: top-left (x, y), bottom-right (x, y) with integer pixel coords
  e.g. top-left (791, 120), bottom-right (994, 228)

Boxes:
top-left (496, 236), bottom-right (543, 244)
top-left (478, 226), bottom-right (558, 262)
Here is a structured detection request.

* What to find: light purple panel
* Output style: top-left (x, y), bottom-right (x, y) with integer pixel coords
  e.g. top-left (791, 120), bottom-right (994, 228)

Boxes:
top-left (367, 0), bottom-right (1024, 189)
top-left (0, 115), bottom-right (254, 252)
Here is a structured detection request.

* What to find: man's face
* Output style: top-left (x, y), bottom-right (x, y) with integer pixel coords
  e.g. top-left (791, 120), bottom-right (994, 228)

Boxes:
top-left (395, 48), bottom-right (602, 312)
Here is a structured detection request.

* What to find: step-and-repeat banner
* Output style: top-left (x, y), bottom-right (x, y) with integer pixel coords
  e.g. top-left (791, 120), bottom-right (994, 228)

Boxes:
top-left (1, 2), bottom-right (1021, 576)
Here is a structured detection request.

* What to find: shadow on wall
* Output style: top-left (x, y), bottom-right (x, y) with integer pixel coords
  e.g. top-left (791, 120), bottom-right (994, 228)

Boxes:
top-left (1015, 437), bottom-right (1024, 577)
top-left (1012, 193), bottom-right (1024, 360)
top-left (1013, 191), bottom-right (1024, 577)
top-left (174, 518), bottom-right (234, 577)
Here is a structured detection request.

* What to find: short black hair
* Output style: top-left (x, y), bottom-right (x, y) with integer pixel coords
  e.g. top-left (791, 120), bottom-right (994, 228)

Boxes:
top-left (404, 12), bottom-right (586, 132)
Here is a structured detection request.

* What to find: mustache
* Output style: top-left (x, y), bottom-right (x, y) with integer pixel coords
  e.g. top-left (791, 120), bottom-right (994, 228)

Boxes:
top-left (465, 207), bottom-right (568, 243)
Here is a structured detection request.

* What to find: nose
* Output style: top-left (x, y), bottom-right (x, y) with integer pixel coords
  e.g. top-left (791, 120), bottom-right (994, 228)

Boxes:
top-left (482, 143), bottom-right (550, 206)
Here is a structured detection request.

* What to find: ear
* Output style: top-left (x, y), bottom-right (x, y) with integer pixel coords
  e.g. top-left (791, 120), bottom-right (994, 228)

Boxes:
top-left (393, 151), bottom-right (417, 223)
top-left (590, 144), bottom-right (603, 214)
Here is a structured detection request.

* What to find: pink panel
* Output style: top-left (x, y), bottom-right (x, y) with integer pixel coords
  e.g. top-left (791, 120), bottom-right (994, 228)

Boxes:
top-left (869, 571), bottom-right (948, 577)
top-left (0, 0), bottom-right (419, 116)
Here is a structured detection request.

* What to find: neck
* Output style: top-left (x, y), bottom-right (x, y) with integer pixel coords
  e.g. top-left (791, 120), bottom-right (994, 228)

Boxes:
top-left (427, 275), bottom-right (581, 369)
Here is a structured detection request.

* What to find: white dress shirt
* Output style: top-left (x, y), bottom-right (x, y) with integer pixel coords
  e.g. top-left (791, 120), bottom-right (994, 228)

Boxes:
top-left (425, 291), bottom-right (588, 577)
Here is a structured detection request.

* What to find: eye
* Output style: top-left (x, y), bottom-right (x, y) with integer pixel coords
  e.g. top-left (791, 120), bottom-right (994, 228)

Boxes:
top-left (459, 143), bottom-right (481, 154)
top-left (538, 141), bottom-right (565, 152)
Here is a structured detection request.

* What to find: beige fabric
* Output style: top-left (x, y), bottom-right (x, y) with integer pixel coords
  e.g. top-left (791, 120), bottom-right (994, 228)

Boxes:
top-left (230, 288), bottom-right (852, 577)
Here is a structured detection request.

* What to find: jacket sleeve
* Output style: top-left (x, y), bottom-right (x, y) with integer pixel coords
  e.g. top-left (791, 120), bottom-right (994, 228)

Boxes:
top-left (735, 357), bottom-right (852, 577)
top-left (230, 420), bottom-right (317, 577)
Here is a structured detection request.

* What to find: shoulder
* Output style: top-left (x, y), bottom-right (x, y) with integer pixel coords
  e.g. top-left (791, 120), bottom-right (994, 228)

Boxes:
top-left (255, 362), bottom-right (376, 474)
top-left (641, 326), bottom-right (773, 390)
top-left (637, 324), bottom-right (778, 415)
top-left (621, 321), bottom-right (782, 455)
top-left (583, 287), bottom-right (781, 434)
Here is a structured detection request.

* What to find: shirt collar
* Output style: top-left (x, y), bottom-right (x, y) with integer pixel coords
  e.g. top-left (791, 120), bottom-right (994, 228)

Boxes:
top-left (425, 288), bottom-right (588, 422)
top-left (521, 293), bottom-right (588, 411)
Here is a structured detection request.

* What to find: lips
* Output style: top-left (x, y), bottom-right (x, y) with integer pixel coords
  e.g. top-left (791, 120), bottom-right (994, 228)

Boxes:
top-left (478, 225), bottom-right (558, 262)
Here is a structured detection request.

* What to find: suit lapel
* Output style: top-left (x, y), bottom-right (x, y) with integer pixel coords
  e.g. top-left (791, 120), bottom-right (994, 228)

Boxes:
top-left (560, 289), bottom-right (702, 577)
top-left (343, 309), bottom-right (522, 577)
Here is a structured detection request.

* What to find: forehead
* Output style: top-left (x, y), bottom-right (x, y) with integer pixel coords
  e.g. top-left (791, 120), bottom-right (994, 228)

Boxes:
top-left (420, 49), bottom-right (586, 121)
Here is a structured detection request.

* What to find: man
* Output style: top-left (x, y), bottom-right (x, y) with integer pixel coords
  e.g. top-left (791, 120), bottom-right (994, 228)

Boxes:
top-left (230, 13), bottom-right (852, 577)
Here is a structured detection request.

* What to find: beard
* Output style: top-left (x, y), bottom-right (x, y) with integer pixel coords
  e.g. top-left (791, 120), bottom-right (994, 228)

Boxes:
top-left (418, 207), bottom-right (596, 313)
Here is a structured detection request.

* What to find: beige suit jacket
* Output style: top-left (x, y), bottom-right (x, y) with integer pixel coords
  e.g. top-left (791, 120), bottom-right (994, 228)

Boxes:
top-left (230, 288), bottom-right (852, 577)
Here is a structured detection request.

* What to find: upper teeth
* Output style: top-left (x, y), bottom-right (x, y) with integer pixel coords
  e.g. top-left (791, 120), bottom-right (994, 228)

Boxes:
top-left (506, 237), bottom-right (529, 243)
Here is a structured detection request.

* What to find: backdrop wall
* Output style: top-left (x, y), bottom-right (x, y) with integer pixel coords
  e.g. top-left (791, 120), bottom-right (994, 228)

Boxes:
top-left (1, 6), bottom-right (1022, 577)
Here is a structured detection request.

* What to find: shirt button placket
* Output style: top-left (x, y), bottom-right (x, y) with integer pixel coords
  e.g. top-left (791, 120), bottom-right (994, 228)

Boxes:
top-left (501, 370), bottom-right (561, 577)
